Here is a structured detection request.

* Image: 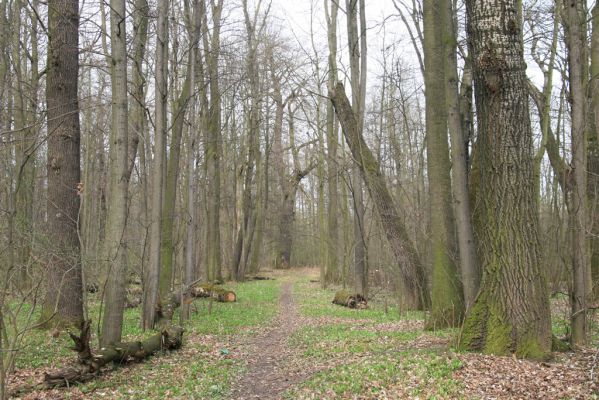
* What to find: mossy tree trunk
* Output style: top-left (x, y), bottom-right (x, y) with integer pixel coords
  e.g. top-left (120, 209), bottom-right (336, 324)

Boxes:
top-left (459, 0), bottom-right (551, 359)
top-left (330, 82), bottom-right (429, 310)
top-left (423, 0), bottom-right (464, 328)
top-left (41, 0), bottom-right (84, 329)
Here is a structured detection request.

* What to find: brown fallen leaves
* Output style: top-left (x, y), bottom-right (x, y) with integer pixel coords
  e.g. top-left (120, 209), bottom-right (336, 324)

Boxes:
top-left (455, 348), bottom-right (598, 399)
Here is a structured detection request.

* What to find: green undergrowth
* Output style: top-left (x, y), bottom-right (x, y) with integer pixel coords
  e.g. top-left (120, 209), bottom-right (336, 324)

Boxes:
top-left (295, 278), bottom-right (425, 322)
top-left (80, 350), bottom-right (241, 399)
top-left (184, 279), bottom-right (279, 335)
top-left (9, 278), bottom-right (280, 399)
top-left (289, 277), bottom-right (460, 399)
top-left (285, 350), bottom-right (463, 399)
top-left (290, 323), bottom-right (424, 358)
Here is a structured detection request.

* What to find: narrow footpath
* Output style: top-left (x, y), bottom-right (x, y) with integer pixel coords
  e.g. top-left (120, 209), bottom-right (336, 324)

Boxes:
top-left (230, 280), bottom-right (309, 399)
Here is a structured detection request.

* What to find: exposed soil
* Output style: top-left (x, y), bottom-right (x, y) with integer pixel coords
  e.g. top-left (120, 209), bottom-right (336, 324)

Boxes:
top-left (230, 280), bottom-right (310, 400)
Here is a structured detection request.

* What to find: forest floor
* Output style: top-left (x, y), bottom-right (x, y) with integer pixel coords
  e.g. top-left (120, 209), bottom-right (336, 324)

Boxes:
top-left (6, 268), bottom-right (599, 399)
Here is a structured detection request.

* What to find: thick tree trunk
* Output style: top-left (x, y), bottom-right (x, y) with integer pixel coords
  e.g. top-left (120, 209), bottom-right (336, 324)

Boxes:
top-left (330, 82), bottom-right (429, 310)
top-left (423, 0), bottom-right (463, 329)
top-left (41, 0), bottom-right (84, 328)
top-left (460, 0), bottom-right (551, 359)
top-left (189, 283), bottom-right (237, 302)
top-left (332, 290), bottom-right (367, 309)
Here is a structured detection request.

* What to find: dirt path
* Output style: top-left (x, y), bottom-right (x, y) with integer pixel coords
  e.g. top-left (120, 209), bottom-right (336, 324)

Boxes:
top-left (230, 280), bottom-right (309, 400)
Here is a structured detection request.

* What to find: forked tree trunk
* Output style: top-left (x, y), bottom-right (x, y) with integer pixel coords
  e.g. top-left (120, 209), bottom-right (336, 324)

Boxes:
top-left (460, 0), bottom-right (551, 359)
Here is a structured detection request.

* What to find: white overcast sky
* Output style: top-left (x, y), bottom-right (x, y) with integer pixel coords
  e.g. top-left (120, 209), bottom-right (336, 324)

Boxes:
top-left (271, 0), bottom-right (420, 89)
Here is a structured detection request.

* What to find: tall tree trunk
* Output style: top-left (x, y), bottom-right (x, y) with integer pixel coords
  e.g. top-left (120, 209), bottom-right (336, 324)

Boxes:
top-left (181, 0), bottom-right (199, 323)
top-left (346, 0), bottom-right (368, 297)
top-left (41, 0), bottom-right (84, 328)
top-left (459, 0), bottom-right (551, 359)
top-left (563, 0), bottom-right (591, 346)
top-left (325, 0), bottom-right (339, 286)
top-left (142, 0), bottom-right (168, 330)
top-left (202, 0), bottom-right (223, 283)
top-left (423, 0), bottom-right (463, 329)
top-left (128, 0), bottom-right (149, 180)
top-left (442, 0), bottom-right (479, 310)
top-left (100, 0), bottom-right (130, 346)
top-left (158, 51), bottom-right (193, 322)
top-left (234, 0), bottom-right (267, 280)
top-left (589, 3), bottom-right (599, 300)
top-left (330, 82), bottom-right (429, 310)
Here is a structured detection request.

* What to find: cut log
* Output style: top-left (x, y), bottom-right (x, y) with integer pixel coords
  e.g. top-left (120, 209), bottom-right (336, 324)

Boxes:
top-left (190, 283), bottom-right (237, 302)
top-left (247, 275), bottom-right (274, 281)
top-left (43, 320), bottom-right (183, 388)
top-left (332, 290), bottom-right (368, 309)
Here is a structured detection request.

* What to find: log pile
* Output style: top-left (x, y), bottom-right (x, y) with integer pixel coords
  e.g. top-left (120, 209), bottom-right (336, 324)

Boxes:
top-left (332, 290), bottom-right (368, 309)
top-left (190, 283), bottom-right (237, 302)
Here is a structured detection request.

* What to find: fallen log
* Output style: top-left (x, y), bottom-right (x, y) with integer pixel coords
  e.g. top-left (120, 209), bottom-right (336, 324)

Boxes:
top-left (43, 321), bottom-right (182, 389)
top-left (190, 283), bottom-right (237, 302)
top-left (247, 275), bottom-right (274, 281)
top-left (332, 290), bottom-right (368, 309)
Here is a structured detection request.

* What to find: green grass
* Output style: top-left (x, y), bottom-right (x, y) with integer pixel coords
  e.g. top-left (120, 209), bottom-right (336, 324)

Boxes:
top-left (288, 277), bottom-right (461, 399)
top-left (185, 279), bottom-right (279, 335)
top-left (295, 278), bottom-right (425, 322)
top-left (5, 278), bottom-right (280, 399)
top-left (285, 350), bottom-right (463, 399)
top-left (290, 323), bottom-right (423, 358)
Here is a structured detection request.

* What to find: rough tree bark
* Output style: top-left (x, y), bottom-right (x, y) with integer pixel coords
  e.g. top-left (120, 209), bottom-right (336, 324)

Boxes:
top-left (41, 0), bottom-right (84, 328)
top-left (562, 0), bottom-right (591, 346)
top-left (459, 0), bottom-right (551, 359)
top-left (330, 82), bottom-right (429, 310)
